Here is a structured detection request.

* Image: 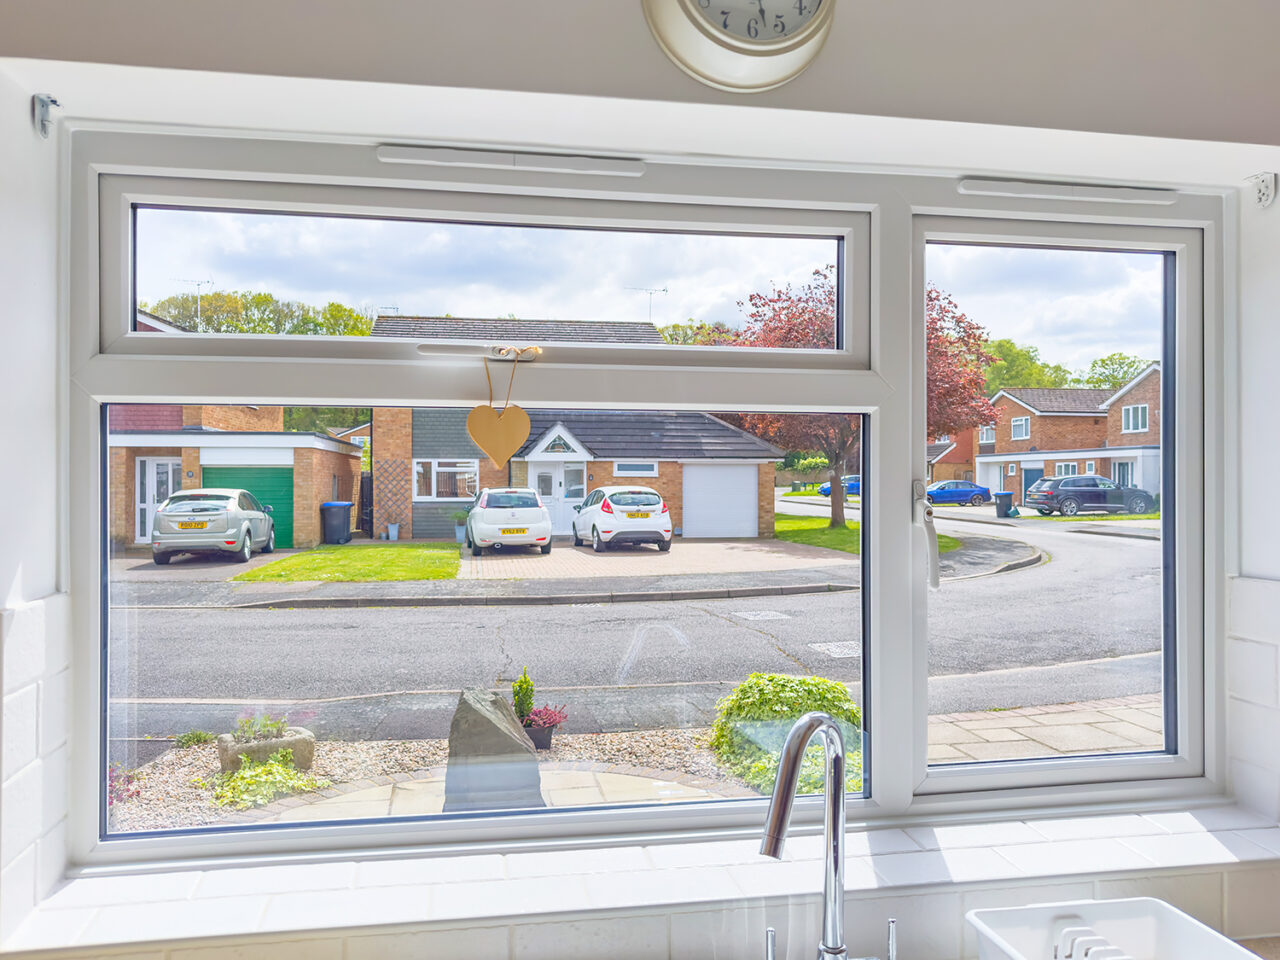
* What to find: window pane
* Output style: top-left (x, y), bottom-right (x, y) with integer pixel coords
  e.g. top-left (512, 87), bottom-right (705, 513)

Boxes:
top-left (926, 244), bottom-right (1167, 764)
top-left (104, 404), bottom-right (865, 835)
top-left (134, 208), bottom-right (842, 350)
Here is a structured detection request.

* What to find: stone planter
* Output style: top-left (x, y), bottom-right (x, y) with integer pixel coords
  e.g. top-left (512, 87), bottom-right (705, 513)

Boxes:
top-left (217, 726), bottom-right (316, 773)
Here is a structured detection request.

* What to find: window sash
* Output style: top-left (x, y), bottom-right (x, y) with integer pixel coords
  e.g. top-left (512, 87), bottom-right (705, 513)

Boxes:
top-left (414, 459), bottom-right (480, 500)
top-left (1010, 417), bottom-right (1030, 440)
top-left (64, 129), bottom-right (1222, 868)
top-left (1123, 404), bottom-right (1149, 432)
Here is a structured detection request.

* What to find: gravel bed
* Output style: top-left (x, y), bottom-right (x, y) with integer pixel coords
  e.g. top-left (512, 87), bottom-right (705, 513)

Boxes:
top-left (109, 728), bottom-right (749, 834)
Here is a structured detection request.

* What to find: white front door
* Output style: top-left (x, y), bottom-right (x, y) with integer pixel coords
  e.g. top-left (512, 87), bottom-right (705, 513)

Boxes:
top-left (135, 457), bottom-right (182, 542)
top-left (531, 461), bottom-right (586, 534)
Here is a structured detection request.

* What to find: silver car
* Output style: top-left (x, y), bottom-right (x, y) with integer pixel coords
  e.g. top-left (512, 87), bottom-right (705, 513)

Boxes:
top-left (151, 488), bottom-right (276, 565)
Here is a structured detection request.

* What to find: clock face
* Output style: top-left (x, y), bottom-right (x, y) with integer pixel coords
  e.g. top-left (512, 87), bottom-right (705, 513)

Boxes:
top-left (689, 0), bottom-right (823, 44)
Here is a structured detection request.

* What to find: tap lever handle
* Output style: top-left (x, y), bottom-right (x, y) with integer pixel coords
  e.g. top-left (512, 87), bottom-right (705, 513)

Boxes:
top-left (765, 926), bottom-right (776, 960)
top-left (887, 918), bottom-right (897, 960)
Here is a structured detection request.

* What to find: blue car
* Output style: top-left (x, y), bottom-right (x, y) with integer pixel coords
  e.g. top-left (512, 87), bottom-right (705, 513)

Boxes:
top-left (818, 475), bottom-right (861, 497)
top-left (926, 479), bottom-right (991, 506)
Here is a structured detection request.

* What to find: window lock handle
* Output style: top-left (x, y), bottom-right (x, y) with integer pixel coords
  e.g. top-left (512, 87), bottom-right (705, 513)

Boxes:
top-left (913, 480), bottom-right (940, 589)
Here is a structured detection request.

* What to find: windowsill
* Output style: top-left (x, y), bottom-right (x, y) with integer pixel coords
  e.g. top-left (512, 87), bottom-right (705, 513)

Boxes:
top-left (8, 804), bottom-right (1278, 955)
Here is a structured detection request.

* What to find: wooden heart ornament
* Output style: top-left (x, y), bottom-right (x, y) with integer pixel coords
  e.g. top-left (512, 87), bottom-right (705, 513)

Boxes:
top-left (466, 403), bottom-right (532, 469)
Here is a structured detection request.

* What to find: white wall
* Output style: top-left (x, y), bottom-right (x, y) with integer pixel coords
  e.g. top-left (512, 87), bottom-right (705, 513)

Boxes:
top-left (0, 64), bottom-right (71, 941)
top-left (1, 1), bottom-right (1279, 146)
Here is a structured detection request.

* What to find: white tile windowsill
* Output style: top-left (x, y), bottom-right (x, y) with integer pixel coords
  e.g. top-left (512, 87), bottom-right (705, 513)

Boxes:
top-left (6, 805), bottom-right (1279, 956)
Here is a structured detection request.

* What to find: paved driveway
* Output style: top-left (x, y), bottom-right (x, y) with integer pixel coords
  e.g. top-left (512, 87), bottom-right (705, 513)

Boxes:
top-left (110, 548), bottom-right (303, 582)
top-left (458, 538), bottom-right (852, 580)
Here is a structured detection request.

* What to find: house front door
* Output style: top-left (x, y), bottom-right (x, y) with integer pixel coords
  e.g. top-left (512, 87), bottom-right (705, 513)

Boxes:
top-left (530, 461), bottom-right (586, 534)
top-left (1114, 461), bottom-right (1133, 487)
top-left (1021, 467), bottom-right (1043, 503)
top-left (135, 457), bottom-right (182, 542)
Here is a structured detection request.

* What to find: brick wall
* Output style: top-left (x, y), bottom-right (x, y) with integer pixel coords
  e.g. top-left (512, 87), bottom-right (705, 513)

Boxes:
top-left (107, 404), bottom-right (182, 431)
top-left (184, 405), bottom-right (285, 431)
top-left (991, 397), bottom-right (1107, 454)
top-left (757, 462), bottom-right (775, 538)
top-left (181, 448), bottom-right (201, 489)
top-left (293, 446), bottom-right (362, 548)
top-left (931, 462), bottom-right (974, 482)
top-left (587, 461), bottom-right (683, 531)
top-left (1106, 369), bottom-right (1161, 446)
top-left (107, 447), bottom-right (182, 547)
top-left (372, 407), bottom-right (413, 540)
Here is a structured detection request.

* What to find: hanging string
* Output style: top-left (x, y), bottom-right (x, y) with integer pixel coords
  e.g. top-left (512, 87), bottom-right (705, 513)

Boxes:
top-left (482, 345), bottom-right (541, 412)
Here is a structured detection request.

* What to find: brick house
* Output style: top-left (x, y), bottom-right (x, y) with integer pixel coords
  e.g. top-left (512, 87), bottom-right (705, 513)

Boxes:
top-left (107, 404), bottom-right (362, 550)
top-left (927, 427), bottom-right (978, 482)
top-left (974, 363), bottom-right (1162, 502)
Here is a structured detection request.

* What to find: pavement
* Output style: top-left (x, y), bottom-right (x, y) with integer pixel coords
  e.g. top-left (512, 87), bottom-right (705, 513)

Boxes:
top-left (107, 530), bottom-right (1036, 609)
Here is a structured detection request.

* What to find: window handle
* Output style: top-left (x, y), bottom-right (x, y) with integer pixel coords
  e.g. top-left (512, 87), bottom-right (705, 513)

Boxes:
top-left (913, 480), bottom-right (940, 589)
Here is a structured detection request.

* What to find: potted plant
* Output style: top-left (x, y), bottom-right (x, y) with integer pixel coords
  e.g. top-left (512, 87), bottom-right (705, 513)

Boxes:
top-left (451, 510), bottom-right (470, 544)
top-left (523, 703), bottom-right (568, 750)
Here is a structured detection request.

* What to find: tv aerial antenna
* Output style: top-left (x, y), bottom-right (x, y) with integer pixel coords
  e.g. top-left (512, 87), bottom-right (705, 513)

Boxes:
top-left (625, 286), bottom-right (668, 324)
top-left (171, 277), bottom-right (216, 324)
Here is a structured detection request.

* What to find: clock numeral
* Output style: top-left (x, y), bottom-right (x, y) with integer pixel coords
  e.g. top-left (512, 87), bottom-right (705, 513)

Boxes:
top-left (746, 16), bottom-right (760, 37)
top-left (721, 9), bottom-right (730, 29)
top-left (794, 0), bottom-right (808, 15)
top-left (774, 13), bottom-right (786, 32)
top-left (697, 0), bottom-right (710, 7)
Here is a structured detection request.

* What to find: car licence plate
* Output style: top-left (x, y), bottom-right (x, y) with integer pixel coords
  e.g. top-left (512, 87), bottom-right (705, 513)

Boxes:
top-left (500, 528), bottom-right (527, 535)
top-left (627, 512), bottom-right (651, 519)
top-left (177, 521), bottom-right (207, 529)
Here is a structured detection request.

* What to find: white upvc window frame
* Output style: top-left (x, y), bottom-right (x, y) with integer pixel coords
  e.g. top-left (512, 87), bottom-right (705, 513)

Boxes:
top-left (1008, 463), bottom-right (1017, 476)
top-left (1056, 462), bottom-right (1079, 477)
top-left (65, 127), bottom-right (1224, 869)
top-left (979, 425), bottom-right (996, 444)
top-left (412, 458), bottom-right (480, 501)
top-left (1123, 403), bottom-right (1150, 433)
top-left (612, 461), bottom-right (659, 477)
top-left (1010, 416), bottom-right (1031, 440)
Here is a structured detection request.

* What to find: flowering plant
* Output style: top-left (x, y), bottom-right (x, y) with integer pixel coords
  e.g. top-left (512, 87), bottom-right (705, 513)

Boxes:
top-left (523, 704), bottom-right (568, 729)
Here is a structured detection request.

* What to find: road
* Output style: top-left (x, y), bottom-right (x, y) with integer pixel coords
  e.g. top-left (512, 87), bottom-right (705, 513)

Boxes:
top-left (108, 501), bottom-right (1164, 741)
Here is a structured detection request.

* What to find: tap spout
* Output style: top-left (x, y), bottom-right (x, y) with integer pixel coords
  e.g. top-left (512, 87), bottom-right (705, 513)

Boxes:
top-left (759, 711), bottom-right (848, 958)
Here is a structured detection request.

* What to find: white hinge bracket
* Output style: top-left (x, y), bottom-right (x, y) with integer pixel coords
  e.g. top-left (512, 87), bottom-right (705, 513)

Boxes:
top-left (1247, 172), bottom-right (1276, 209)
top-left (32, 94), bottom-right (59, 139)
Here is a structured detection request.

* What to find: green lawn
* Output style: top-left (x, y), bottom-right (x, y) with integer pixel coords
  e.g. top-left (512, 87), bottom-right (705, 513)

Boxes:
top-left (1041, 512), bottom-right (1161, 522)
top-left (774, 513), bottom-right (961, 555)
top-left (234, 542), bottom-right (460, 582)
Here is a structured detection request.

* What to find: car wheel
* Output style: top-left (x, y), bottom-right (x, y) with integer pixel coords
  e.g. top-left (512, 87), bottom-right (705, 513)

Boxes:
top-left (540, 543), bottom-right (552, 555)
top-left (592, 527), bottom-right (607, 553)
top-left (1127, 495), bottom-right (1151, 514)
top-left (471, 541), bottom-right (482, 557)
top-left (572, 523), bottom-right (583, 547)
top-left (235, 534), bottom-right (252, 563)
top-left (153, 553), bottom-right (171, 565)
top-left (1059, 498), bottom-right (1080, 517)
top-left (1037, 508), bottom-right (1053, 516)
top-left (658, 538), bottom-right (672, 552)
top-left (969, 494), bottom-right (984, 506)
top-left (262, 525), bottom-right (275, 553)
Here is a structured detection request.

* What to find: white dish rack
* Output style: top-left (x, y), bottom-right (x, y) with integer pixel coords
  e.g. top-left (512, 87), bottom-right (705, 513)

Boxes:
top-left (966, 897), bottom-right (1259, 960)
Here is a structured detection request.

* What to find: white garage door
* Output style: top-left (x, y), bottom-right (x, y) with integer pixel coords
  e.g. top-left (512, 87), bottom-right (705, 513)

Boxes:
top-left (681, 463), bottom-right (758, 538)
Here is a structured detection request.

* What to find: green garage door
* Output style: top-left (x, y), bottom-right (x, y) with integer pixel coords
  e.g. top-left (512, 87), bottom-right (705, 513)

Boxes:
top-left (201, 466), bottom-right (294, 548)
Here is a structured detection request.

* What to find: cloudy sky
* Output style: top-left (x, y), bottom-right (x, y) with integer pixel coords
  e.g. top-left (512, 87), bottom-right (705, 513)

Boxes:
top-left (136, 208), bottom-right (1164, 371)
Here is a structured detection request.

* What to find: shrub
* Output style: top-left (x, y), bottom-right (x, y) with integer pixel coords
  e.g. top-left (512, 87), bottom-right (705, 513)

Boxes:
top-left (525, 704), bottom-right (568, 729)
top-left (175, 730), bottom-right (215, 748)
top-left (794, 455), bottom-right (830, 474)
top-left (512, 667), bottom-right (534, 722)
top-left (208, 748), bottom-right (330, 810)
top-left (232, 713), bottom-right (289, 744)
top-left (108, 764), bottom-right (142, 806)
top-left (450, 510), bottom-right (470, 525)
top-left (710, 673), bottom-right (862, 795)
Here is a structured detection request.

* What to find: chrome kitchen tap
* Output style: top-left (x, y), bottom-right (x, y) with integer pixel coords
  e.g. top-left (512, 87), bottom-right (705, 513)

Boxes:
top-left (760, 712), bottom-right (896, 960)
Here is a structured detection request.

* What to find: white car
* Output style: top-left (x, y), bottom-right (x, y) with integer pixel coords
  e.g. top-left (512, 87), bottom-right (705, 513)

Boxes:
top-left (572, 485), bottom-right (672, 552)
top-left (465, 487), bottom-right (553, 556)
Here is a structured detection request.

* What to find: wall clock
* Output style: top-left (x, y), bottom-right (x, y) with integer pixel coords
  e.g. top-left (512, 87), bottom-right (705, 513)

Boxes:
top-left (642, 0), bottom-right (836, 93)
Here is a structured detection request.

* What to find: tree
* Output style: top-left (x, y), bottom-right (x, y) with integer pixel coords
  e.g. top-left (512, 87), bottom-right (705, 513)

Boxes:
top-left (925, 286), bottom-right (999, 437)
top-left (1073, 352), bottom-right (1150, 391)
top-left (141, 291), bottom-right (373, 336)
top-left (983, 339), bottom-right (1074, 395)
top-left (283, 407), bottom-right (371, 434)
top-left (737, 267), bottom-right (837, 349)
top-left (658, 320), bottom-right (738, 345)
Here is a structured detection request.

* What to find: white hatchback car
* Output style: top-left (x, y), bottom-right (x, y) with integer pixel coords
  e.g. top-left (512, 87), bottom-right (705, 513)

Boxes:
top-left (572, 486), bottom-right (672, 552)
top-left (465, 487), bottom-right (553, 556)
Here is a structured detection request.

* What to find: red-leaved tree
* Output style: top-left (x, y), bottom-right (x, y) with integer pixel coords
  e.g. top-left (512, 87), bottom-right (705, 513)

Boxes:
top-left (711, 271), bottom-right (995, 528)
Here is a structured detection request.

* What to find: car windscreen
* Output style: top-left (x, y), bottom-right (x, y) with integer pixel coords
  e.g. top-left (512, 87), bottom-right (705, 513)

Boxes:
top-left (1026, 479), bottom-right (1049, 491)
top-left (486, 493), bottom-right (540, 508)
top-left (163, 495), bottom-right (233, 509)
top-left (608, 492), bottom-right (662, 507)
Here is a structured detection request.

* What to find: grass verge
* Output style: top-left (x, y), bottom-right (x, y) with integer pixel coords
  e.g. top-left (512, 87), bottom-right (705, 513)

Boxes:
top-left (1041, 512), bottom-right (1160, 522)
top-left (774, 513), bottom-right (959, 555)
top-left (233, 542), bottom-right (460, 582)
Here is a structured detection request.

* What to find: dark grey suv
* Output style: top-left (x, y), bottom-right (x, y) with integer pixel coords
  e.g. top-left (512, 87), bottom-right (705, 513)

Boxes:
top-left (1024, 475), bottom-right (1156, 516)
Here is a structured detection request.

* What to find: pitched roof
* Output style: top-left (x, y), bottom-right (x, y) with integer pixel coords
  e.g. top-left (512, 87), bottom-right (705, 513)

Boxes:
top-left (370, 316), bottom-right (665, 344)
top-left (996, 387), bottom-right (1113, 414)
top-left (1099, 361), bottom-right (1160, 408)
top-left (517, 410), bottom-right (783, 460)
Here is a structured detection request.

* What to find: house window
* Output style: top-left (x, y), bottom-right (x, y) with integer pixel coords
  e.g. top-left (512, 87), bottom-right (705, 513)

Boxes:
top-left (979, 425), bottom-right (996, 444)
top-left (413, 459), bottom-right (480, 500)
top-left (76, 131), bottom-right (1207, 859)
top-left (613, 461), bottom-right (658, 477)
top-left (543, 434), bottom-right (577, 454)
top-left (1010, 416), bottom-right (1030, 440)
top-left (1007, 463), bottom-right (1017, 476)
top-left (1055, 462), bottom-right (1078, 476)
top-left (935, 434), bottom-right (950, 443)
top-left (1122, 404), bottom-right (1149, 433)
top-left (1085, 460), bottom-right (1095, 474)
